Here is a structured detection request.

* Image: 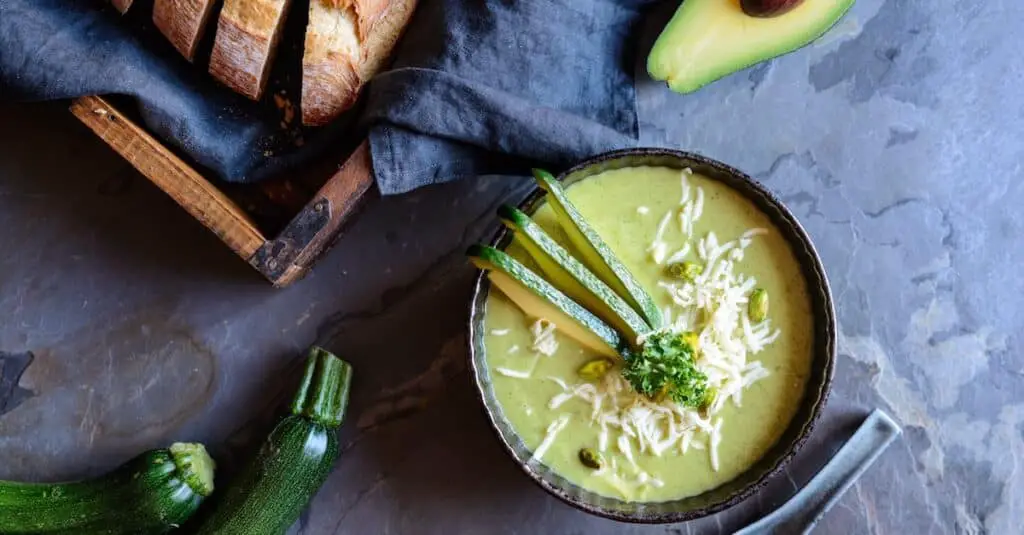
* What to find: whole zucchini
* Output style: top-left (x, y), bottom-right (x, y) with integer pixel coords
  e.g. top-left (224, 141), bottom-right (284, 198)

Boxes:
top-left (195, 346), bottom-right (352, 535)
top-left (0, 442), bottom-right (215, 534)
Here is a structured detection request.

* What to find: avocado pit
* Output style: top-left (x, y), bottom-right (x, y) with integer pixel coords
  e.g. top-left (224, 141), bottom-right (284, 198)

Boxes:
top-left (741, 0), bottom-right (804, 18)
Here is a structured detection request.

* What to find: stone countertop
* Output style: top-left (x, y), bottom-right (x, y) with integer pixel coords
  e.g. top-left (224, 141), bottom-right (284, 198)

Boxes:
top-left (1, 0), bottom-right (1022, 533)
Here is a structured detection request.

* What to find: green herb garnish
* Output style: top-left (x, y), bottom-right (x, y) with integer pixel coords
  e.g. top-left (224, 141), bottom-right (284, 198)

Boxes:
top-left (623, 331), bottom-right (709, 408)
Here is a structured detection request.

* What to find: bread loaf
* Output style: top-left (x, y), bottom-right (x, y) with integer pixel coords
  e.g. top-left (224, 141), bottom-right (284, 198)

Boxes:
top-left (301, 0), bottom-right (417, 125)
top-left (147, 0), bottom-right (417, 124)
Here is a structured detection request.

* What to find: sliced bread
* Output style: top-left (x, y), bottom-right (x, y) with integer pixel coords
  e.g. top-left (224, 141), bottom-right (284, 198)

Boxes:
top-left (153, 0), bottom-right (219, 61)
top-left (209, 0), bottom-right (292, 100)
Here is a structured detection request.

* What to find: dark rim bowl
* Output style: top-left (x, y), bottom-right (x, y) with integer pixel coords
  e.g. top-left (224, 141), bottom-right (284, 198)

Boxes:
top-left (467, 148), bottom-right (836, 523)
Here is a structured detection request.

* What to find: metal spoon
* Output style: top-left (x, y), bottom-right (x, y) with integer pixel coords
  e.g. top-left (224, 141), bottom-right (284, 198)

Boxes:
top-left (735, 409), bottom-right (902, 535)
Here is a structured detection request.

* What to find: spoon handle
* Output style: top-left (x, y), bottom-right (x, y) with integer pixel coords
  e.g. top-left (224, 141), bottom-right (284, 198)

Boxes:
top-left (735, 409), bottom-right (902, 535)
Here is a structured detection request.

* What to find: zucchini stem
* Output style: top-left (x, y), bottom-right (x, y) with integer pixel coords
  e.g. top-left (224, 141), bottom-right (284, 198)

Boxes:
top-left (169, 442), bottom-right (216, 497)
top-left (291, 347), bottom-right (353, 429)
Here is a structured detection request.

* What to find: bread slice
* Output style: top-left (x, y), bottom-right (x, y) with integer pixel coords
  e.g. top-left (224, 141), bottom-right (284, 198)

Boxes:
top-left (153, 0), bottom-right (219, 61)
top-left (208, 0), bottom-right (292, 100)
top-left (111, 0), bottom-right (134, 13)
top-left (301, 0), bottom-right (417, 126)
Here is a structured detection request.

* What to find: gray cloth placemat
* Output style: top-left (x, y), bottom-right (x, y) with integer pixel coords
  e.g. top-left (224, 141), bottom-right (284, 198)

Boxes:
top-left (1, 0), bottom-right (659, 192)
top-left (365, 0), bottom-right (656, 194)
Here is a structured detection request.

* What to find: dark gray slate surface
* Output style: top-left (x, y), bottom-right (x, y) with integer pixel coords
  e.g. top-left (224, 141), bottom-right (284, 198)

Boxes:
top-left (1, 0), bottom-right (1022, 533)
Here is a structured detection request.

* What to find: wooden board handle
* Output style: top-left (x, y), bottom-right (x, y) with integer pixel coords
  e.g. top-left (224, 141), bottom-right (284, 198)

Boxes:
top-left (71, 96), bottom-right (376, 286)
top-left (70, 96), bottom-right (266, 260)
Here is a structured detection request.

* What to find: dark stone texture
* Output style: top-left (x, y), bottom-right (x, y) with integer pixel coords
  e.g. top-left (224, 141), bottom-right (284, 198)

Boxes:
top-left (2, 0), bottom-right (1023, 532)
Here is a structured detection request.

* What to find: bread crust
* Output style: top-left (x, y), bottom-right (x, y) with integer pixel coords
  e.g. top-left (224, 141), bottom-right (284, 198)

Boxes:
top-left (153, 0), bottom-right (219, 61)
top-left (209, 0), bottom-right (292, 100)
top-left (301, 0), bottom-right (417, 126)
top-left (111, 0), bottom-right (134, 13)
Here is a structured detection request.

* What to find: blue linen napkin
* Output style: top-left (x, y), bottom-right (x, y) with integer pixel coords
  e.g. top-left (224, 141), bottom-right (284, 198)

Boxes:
top-left (0, 0), bottom-right (657, 193)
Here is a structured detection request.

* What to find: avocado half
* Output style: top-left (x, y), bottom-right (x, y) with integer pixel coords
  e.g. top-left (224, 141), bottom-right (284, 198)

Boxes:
top-left (648, 0), bottom-right (855, 94)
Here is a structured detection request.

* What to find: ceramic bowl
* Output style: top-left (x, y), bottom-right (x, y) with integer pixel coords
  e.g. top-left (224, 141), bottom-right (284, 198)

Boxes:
top-left (467, 148), bottom-right (836, 523)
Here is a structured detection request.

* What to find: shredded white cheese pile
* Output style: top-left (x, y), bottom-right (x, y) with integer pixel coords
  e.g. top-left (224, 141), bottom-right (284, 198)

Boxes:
top-left (504, 168), bottom-right (784, 497)
top-left (542, 169), bottom-right (781, 492)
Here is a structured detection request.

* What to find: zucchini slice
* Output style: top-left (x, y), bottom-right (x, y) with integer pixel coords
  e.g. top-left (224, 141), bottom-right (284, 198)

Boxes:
top-left (498, 204), bottom-right (651, 343)
top-left (532, 169), bottom-right (664, 330)
top-left (470, 244), bottom-right (625, 358)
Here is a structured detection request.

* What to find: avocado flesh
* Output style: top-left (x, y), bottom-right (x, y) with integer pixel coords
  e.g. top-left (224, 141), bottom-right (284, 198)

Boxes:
top-left (648, 0), bottom-right (855, 94)
top-left (469, 245), bottom-right (624, 358)
top-left (499, 205), bottom-right (651, 343)
top-left (532, 170), bottom-right (664, 331)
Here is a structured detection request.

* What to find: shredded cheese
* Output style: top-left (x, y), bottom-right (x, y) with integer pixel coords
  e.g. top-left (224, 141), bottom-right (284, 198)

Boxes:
top-left (499, 174), bottom-right (783, 487)
top-left (680, 430), bottom-right (693, 453)
top-left (679, 203), bottom-right (695, 237)
top-left (709, 417), bottom-right (723, 471)
top-left (675, 171), bottom-right (705, 238)
top-left (647, 211), bottom-right (674, 264)
top-left (530, 319), bottom-right (559, 356)
top-left (549, 392), bottom-right (574, 409)
top-left (495, 354), bottom-right (542, 379)
top-left (542, 223), bottom-right (782, 485)
top-left (547, 376), bottom-right (569, 391)
top-left (531, 414), bottom-right (570, 462)
top-left (741, 228), bottom-right (769, 239)
top-left (618, 435), bottom-right (638, 470)
top-left (665, 243), bottom-right (691, 265)
top-left (495, 367), bottom-right (531, 379)
top-left (680, 170), bottom-right (692, 205)
top-left (693, 187), bottom-right (705, 222)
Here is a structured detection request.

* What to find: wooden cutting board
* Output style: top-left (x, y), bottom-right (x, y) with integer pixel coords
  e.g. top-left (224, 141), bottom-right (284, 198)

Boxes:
top-left (71, 96), bottom-right (376, 287)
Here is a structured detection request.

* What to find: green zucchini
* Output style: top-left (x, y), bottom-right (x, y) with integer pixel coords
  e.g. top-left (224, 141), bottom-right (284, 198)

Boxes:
top-left (533, 168), bottom-right (664, 330)
top-left (194, 346), bottom-right (352, 535)
top-left (469, 244), bottom-right (628, 358)
top-left (0, 442), bottom-right (215, 534)
top-left (498, 204), bottom-right (652, 342)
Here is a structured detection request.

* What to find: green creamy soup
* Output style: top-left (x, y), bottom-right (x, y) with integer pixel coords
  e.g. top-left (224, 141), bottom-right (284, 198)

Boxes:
top-left (483, 166), bottom-right (814, 502)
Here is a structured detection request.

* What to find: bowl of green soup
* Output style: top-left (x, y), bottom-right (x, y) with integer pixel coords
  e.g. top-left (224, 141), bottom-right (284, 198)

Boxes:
top-left (467, 148), bottom-right (835, 523)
